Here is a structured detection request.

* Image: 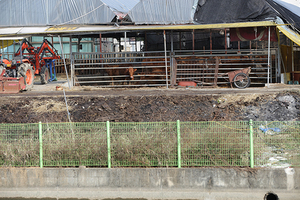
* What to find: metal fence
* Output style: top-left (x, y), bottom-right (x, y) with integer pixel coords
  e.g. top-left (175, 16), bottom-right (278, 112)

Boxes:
top-left (0, 120), bottom-right (299, 168)
top-left (70, 49), bottom-right (278, 88)
top-left (71, 51), bottom-right (171, 87)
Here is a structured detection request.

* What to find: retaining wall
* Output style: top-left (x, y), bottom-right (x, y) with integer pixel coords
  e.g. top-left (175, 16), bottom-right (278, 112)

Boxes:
top-left (0, 167), bottom-right (299, 200)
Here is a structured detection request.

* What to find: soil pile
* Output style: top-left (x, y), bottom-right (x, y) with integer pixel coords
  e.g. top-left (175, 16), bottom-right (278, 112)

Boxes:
top-left (0, 91), bottom-right (299, 123)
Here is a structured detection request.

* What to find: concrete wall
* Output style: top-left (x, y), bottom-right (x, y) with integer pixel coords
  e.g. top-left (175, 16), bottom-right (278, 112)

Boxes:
top-left (0, 167), bottom-right (299, 200)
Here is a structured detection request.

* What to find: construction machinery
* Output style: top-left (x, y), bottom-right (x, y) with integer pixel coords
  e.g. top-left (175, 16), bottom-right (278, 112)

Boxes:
top-left (0, 39), bottom-right (60, 93)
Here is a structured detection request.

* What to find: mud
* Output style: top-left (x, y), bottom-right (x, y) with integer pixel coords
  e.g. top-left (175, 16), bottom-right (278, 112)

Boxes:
top-left (0, 90), bottom-right (300, 123)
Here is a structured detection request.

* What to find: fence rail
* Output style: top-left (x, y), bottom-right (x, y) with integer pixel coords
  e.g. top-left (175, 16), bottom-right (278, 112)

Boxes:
top-left (0, 121), bottom-right (299, 168)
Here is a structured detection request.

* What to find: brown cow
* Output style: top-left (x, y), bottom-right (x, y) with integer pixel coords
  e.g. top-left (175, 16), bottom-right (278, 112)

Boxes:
top-left (105, 65), bottom-right (137, 85)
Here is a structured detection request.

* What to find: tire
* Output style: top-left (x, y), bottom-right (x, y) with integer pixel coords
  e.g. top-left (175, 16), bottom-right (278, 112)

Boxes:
top-left (40, 66), bottom-right (50, 84)
top-left (233, 73), bottom-right (250, 89)
top-left (22, 63), bottom-right (34, 91)
top-left (18, 63), bottom-right (27, 77)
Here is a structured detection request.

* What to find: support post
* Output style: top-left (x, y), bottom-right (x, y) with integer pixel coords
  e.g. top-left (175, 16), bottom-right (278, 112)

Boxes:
top-left (210, 30), bottom-right (212, 54)
top-left (277, 29), bottom-right (281, 83)
top-left (267, 26), bottom-right (271, 88)
top-left (177, 120), bottom-right (181, 168)
top-left (192, 29), bottom-right (195, 54)
top-left (39, 122), bottom-right (43, 168)
top-left (249, 119), bottom-right (254, 168)
top-left (291, 40), bottom-right (294, 73)
top-left (225, 29), bottom-right (227, 54)
top-left (163, 30), bottom-right (169, 89)
top-left (107, 121), bottom-right (111, 168)
top-left (58, 35), bottom-right (71, 89)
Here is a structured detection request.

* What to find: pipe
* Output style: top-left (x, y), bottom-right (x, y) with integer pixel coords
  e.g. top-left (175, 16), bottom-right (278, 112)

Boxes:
top-left (177, 120), bottom-right (181, 168)
top-left (267, 26), bottom-right (271, 88)
top-left (163, 30), bottom-right (169, 89)
top-left (249, 119), bottom-right (254, 168)
top-left (107, 121), bottom-right (111, 168)
top-left (277, 29), bottom-right (281, 83)
top-left (39, 122), bottom-right (43, 168)
top-left (58, 35), bottom-right (71, 89)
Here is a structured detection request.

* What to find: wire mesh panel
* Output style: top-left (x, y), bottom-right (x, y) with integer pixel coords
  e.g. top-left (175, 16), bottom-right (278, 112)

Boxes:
top-left (180, 121), bottom-right (250, 167)
top-left (253, 121), bottom-right (300, 167)
top-left (110, 122), bottom-right (178, 167)
top-left (0, 123), bottom-right (39, 167)
top-left (42, 122), bottom-right (107, 167)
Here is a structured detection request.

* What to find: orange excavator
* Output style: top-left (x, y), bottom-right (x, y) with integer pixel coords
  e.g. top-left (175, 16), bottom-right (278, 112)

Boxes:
top-left (0, 39), bottom-right (60, 93)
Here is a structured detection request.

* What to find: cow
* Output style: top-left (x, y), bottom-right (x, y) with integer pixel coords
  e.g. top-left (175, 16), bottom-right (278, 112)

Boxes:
top-left (105, 65), bottom-right (137, 85)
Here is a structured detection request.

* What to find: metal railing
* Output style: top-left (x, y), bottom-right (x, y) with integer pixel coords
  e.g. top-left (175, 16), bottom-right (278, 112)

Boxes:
top-left (70, 49), bottom-right (278, 88)
top-left (0, 120), bottom-right (299, 168)
top-left (71, 51), bottom-right (171, 87)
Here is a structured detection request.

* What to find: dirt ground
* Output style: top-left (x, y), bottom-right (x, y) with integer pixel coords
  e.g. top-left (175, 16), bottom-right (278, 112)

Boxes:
top-left (1, 76), bottom-right (300, 123)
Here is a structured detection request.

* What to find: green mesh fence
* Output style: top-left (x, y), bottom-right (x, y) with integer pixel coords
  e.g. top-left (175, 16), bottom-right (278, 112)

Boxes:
top-left (0, 121), bottom-right (299, 168)
top-left (0, 123), bottom-right (40, 167)
top-left (181, 121), bottom-right (250, 167)
top-left (42, 122), bottom-right (107, 167)
top-left (110, 122), bottom-right (178, 167)
top-left (253, 121), bottom-right (300, 168)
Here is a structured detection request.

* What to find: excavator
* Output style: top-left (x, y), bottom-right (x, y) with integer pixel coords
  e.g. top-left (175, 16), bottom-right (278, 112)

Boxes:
top-left (0, 39), bottom-right (60, 93)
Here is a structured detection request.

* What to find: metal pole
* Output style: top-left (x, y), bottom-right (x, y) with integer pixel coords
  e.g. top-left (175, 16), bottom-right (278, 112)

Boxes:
top-left (107, 121), bottom-right (111, 168)
top-left (192, 29), bottom-right (195, 53)
top-left (39, 122), bottom-right (43, 168)
top-left (124, 32), bottom-right (127, 51)
top-left (267, 27), bottom-right (271, 88)
top-left (225, 29), bottom-right (227, 54)
top-left (210, 30), bottom-right (212, 54)
top-left (291, 40), bottom-right (294, 72)
top-left (177, 120), bottom-right (181, 168)
top-left (99, 34), bottom-right (102, 53)
top-left (249, 119), bottom-right (254, 168)
top-left (58, 35), bottom-right (71, 89)
top-left (163, 30), bottom-right (169, 89)
top-left (277, 29), bottom-right (281, 83)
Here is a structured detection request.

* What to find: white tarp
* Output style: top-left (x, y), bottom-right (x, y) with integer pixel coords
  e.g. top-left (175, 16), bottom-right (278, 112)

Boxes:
top-left (273, 0), bottom-right (300, 17)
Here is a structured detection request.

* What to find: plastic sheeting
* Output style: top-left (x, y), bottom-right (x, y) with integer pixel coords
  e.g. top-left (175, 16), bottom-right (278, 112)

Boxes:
top-left (266, 0), bottom-right (300, 32)
top-left (276, 18), bottom-right (300, 46)
top-left (0, 0), bottom-right (116, 27)
top-left (194, 0), bottom-right (277, 24)
top-left (101, 0), bottom-right (139, 13)
top-left (129, 0), bottom-right (199, 25)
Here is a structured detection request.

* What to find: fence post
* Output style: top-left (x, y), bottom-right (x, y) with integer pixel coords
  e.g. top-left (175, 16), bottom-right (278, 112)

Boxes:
top-left (107, 121), bottom-right (111, 168)
top-left (177, 120), bottom-right (181, 168)
top-left (39, 122), bottom-right (43, 168)
top-left (249, 119), bottom-right (254, 168)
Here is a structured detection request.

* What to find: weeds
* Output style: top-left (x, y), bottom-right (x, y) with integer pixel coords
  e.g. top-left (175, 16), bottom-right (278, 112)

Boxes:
top-left (0, 121), bottom-right (299, 167)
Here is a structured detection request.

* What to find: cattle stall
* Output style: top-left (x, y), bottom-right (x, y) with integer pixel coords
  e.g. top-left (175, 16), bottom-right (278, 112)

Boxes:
top-left (70, 49), bottom-right (277, 88)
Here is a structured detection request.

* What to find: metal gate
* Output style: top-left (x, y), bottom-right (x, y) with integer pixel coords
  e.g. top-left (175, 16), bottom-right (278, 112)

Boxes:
top-left (71, 51), bottom-right (171, 87)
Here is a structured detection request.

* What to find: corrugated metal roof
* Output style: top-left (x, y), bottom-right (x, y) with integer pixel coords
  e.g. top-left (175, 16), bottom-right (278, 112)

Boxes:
top-left (129, 0), bottom-right (198, 25)
top-left (0, 0), bottom-right (116, 27)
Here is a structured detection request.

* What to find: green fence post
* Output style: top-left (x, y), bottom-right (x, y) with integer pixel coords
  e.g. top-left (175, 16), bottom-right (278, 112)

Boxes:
top-left (177, 120), bottom-right (181, 168)
top-left (39, 122), bottom-right (43, 168)
top-left (249, 119), bottom-right (254, 168)
top-left (107, 121), bottom-right (111, 168)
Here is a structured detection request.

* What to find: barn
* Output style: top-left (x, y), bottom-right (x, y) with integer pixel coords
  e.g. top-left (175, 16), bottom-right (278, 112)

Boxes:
top-left (0, 0), bottom-right (299, 88)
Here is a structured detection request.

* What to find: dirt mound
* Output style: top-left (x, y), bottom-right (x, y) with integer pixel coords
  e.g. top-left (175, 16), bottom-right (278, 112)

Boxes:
top-left (0, 91), bottom-right (299, 123)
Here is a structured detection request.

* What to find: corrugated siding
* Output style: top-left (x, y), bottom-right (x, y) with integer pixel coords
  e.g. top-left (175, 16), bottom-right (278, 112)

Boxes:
top-left (129, 0), bottom-right (198, 25)
top-left (0, 0), bottom-right (116, 27)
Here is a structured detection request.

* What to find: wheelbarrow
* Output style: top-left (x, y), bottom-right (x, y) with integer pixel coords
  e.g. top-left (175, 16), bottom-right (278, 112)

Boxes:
top-left (221, 67), bottom-right (251, 89)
